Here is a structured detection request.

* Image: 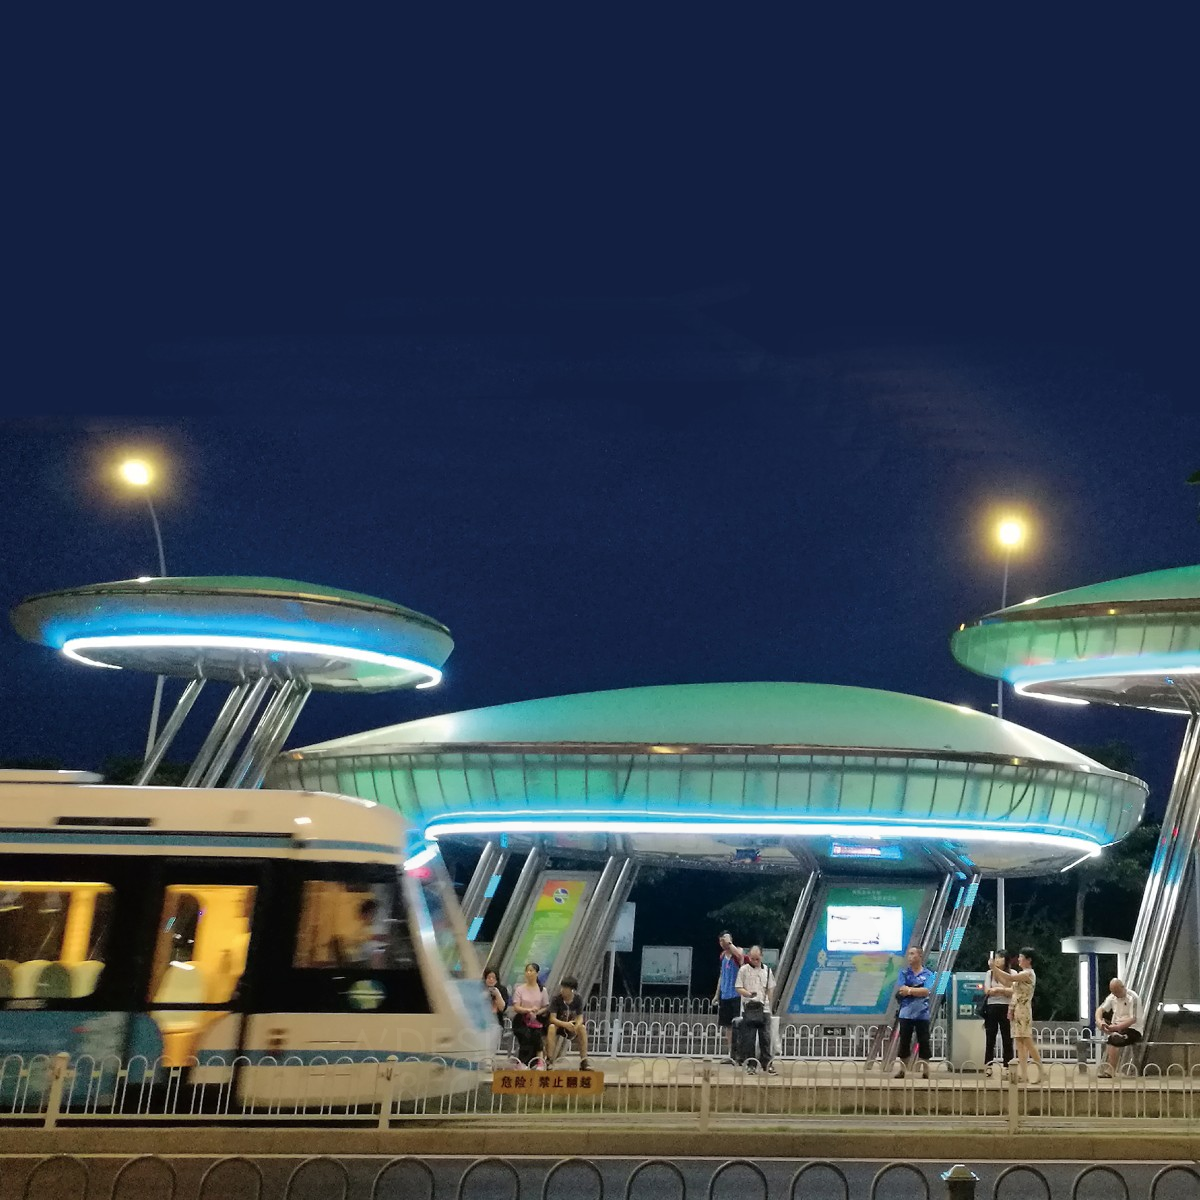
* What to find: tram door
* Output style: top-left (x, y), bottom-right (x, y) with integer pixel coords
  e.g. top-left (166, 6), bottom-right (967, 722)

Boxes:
top-left (145, 859), bottom-right (261, 1066)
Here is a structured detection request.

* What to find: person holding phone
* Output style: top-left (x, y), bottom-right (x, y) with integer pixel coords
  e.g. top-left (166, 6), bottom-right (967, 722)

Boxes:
top-left (483, 967), bottom-right (509, 1027)
top-left (983, 950), bottom-right (1015, 1075)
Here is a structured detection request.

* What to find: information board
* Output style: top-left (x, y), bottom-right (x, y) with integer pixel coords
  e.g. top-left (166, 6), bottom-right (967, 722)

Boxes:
top-left (502, 871), bottom-right (600, 989)
top-left (640, 944), bottom-right (692, 986)
top-left (608, 901), bottom-right (636, 953)
top-left (784, 881), bottom-right (932, 1017)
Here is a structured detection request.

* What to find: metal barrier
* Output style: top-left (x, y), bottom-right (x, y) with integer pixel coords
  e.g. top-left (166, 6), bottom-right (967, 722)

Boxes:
top-left (5, 1049), bottom-right (1200, 1131)
top-left (6, 1155), bottom-right (1199, 1198)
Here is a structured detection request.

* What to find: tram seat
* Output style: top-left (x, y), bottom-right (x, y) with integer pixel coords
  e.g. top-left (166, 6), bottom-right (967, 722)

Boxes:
top-left (33, 962), bottom-right (72, 999)
top-left (10, 960), bottom-right (52, 998)
top-left (69, 960), bottom-right (105, 997)
top-left (0, 960), bottom-right (15, 998)
top-left (153, 961), bottom-right (208, 1031)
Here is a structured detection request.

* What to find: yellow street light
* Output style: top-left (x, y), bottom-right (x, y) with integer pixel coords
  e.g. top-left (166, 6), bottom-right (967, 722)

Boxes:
top-left (996, 517), bottom-right (1025, 549)
top-left (118, 459), bottom-right (153, 488)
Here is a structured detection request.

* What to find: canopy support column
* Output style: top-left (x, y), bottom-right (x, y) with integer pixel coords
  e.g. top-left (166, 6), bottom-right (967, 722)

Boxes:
top-left (488, 845), bottom-right (544, 976)
top-left (242, 682), bottom-right (311, 789)
top-left (181, 681), bottom-right (252, 787)
top-left (133, 678), bottom-right (206, 785)
top-left (1127, 709), bottom-right (1200, 1058)
top-left (551, 854), bottom-right (625, 995)
top-left (199, 676), bottom-right (273, 787)
top-left (460, 842), bottom-right (512, 943)
top-left (773, 869), bottom-right (820, 1012)
top-left (574, 857), bottom-right (637, 1003)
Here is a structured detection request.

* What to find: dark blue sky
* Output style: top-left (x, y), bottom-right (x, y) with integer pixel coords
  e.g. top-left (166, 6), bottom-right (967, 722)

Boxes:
top-left (5, 16), bottom-right (1198, 813)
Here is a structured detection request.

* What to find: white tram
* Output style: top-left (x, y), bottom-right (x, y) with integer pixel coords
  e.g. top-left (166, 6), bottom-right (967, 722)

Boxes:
top-left (0, 771), bottom-right (497, 1103)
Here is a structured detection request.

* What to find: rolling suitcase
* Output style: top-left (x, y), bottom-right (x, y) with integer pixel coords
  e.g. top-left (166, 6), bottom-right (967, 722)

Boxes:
top-left (731, 1014), bottom-right (760, 1064)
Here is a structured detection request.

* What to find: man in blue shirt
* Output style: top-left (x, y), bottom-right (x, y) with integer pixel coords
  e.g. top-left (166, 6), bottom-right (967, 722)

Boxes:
top-left (893, 945), bottom-right (935, 1077)
top-left (713, 931), bottom-right (745, 1060)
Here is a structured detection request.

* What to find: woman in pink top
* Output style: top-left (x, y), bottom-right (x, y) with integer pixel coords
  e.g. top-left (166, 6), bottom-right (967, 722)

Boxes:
top-left (510, 961), bottom-right (551, 1066)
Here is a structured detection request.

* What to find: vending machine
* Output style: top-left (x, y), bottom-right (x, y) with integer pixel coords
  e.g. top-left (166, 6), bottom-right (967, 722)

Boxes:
top-left (946, 972), bottom-right (987, 1069)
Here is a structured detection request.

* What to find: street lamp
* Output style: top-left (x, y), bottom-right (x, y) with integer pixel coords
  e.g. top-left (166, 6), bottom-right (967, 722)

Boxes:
top-left (992, 514), bottom-right (1027, 956)
top-left (994, 517), bottom-right (1025, 720)
top-left (117, 457), bottom-right (168, 760)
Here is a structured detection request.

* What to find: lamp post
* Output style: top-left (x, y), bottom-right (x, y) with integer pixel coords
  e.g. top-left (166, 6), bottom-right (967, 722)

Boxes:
top-left (117, 459), bottom-right (168, 761)
top-left (992, 515), bottom-right (1026, 954)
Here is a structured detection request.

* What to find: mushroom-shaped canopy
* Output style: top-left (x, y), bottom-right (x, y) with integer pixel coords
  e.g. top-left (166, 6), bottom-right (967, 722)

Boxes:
top-left (268, 682), bottom-right (1147, 875)
top-left (952, 564), bottom-right (1200, 712)
top-left (10, 576), bottom-right (452, 692)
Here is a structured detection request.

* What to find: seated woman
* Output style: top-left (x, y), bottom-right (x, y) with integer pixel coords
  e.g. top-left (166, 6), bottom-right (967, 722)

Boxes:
top-left (509, 961), bottom-right (550, 1067)
top-left (483, 967), bottom-right (509, 1027)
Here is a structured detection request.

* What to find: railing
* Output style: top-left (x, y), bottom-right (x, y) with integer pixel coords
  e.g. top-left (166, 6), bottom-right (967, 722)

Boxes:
top-left (4, 1050), bottom-right (1199, 1130)
top-left (506, 1017), bottom-right (1087, 1062)
top-left (7, 1152), bottom-right (1200, 1198)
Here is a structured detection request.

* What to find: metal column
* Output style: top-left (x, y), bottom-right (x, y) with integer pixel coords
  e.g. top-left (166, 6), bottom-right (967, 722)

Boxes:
top-left (181, 681), bottom-right (252, 787)
top-left (133, 678), bottom-right (206, 785)
top-left (774, 870), bottom-right (819, 1006)
top-left (550, 854), bottom-right (625, 995)
top-left (575, 858), bottom-right (637, 1002)
top-left (487, 845), bottom-right (545, 976)
top-left (459, 842), bottom-right (512, 943)
top-left (929, 874), bottom-right (981, 1024)
top-left (241, 682), bottom-right (311, 789)
top-left (198, 676), bottom-right (273, 787)
top-left (1127, 709), bottom-right (1200, 1048)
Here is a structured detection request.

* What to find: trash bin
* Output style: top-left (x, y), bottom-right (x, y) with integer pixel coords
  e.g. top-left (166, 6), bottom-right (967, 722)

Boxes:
top-left (946, 972), bottom-right (987, 1070)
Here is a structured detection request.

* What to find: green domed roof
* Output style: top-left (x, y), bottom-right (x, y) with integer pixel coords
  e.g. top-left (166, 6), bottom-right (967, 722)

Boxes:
top-left (953, 564), bottom-right (1200, 711)
top-left (18, 576), bottom-right (448, 631)
top-left (297, 681), bottom-right (1108, 767)
top-left (987, 564), bottom-right (1200, 618)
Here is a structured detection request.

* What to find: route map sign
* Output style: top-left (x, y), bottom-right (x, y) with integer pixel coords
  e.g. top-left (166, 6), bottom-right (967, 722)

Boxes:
top-left (785, 882), bottom-right (930, 1017)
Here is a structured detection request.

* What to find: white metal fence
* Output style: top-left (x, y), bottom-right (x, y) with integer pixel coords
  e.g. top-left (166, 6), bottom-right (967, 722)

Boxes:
top-left (4, 1050), bottom-right (1199, 1131)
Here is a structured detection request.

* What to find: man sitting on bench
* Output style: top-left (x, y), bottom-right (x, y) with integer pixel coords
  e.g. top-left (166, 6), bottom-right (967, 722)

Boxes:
top-left (1095, 977), bottom-right (1143, 1078)
top-left (547, 974), bottom-right (593, 1071)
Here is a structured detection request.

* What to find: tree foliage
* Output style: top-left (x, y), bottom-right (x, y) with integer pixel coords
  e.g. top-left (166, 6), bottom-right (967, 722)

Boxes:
top-left (706, 876), bottom-right (805, 947)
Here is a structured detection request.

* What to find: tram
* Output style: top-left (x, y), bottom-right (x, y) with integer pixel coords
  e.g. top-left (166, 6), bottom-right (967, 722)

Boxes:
top-left (0, 771), bottom-right (497, 1103)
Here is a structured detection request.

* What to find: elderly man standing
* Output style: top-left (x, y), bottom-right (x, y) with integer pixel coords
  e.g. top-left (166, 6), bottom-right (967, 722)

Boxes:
top-left (1095, 978), bottom-right (1143, 1078)
top-left (734, 944), bottom-right (777, 1075)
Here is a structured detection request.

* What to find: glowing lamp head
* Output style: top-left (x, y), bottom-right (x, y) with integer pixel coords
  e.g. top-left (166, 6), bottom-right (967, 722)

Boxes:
top-left (996, 518), bottom-right (1025, 549)
top-left (119, 459), bottom-right (153, 488)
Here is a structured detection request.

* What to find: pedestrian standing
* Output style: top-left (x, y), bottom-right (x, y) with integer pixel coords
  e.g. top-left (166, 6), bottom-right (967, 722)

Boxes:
top-left (993, 946), bottom-right (1042, 1083)
top-left (713, 930), bottom-right (745, 1061)
top-left (893, 945), bottom-right (935, 1077)
top-left (983, 951), bottom-right (1015, 1075)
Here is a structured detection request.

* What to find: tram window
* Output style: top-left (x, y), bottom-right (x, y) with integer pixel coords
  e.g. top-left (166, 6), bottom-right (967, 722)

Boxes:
top-left (410, 863), bottom-right (469, 979)
top-left (0, 882), bottom-right (113, 999)
top-left (148, 885), bottom-right (256, 1007)
top-left (293, 880), bottom-right (417, 970)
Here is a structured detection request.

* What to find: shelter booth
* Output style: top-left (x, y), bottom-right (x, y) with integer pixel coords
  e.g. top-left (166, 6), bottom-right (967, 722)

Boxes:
top-left (268, 681), bottom-right (1146, 1065)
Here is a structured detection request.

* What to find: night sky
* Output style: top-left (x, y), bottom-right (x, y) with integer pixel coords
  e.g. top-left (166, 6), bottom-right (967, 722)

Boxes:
top-left (5, 18), bottom-right (1198, 819)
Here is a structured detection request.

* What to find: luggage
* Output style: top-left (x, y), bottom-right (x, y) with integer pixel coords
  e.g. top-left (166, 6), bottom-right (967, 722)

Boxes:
top-left (732, 1014), bottom-right (760, 1064)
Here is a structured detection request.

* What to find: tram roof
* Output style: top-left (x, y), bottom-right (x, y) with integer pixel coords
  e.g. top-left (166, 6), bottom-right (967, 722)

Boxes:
top-left (952, 563), bottom-right (1200, 711)
top-left (0, 780), bottom-right (412, 864)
